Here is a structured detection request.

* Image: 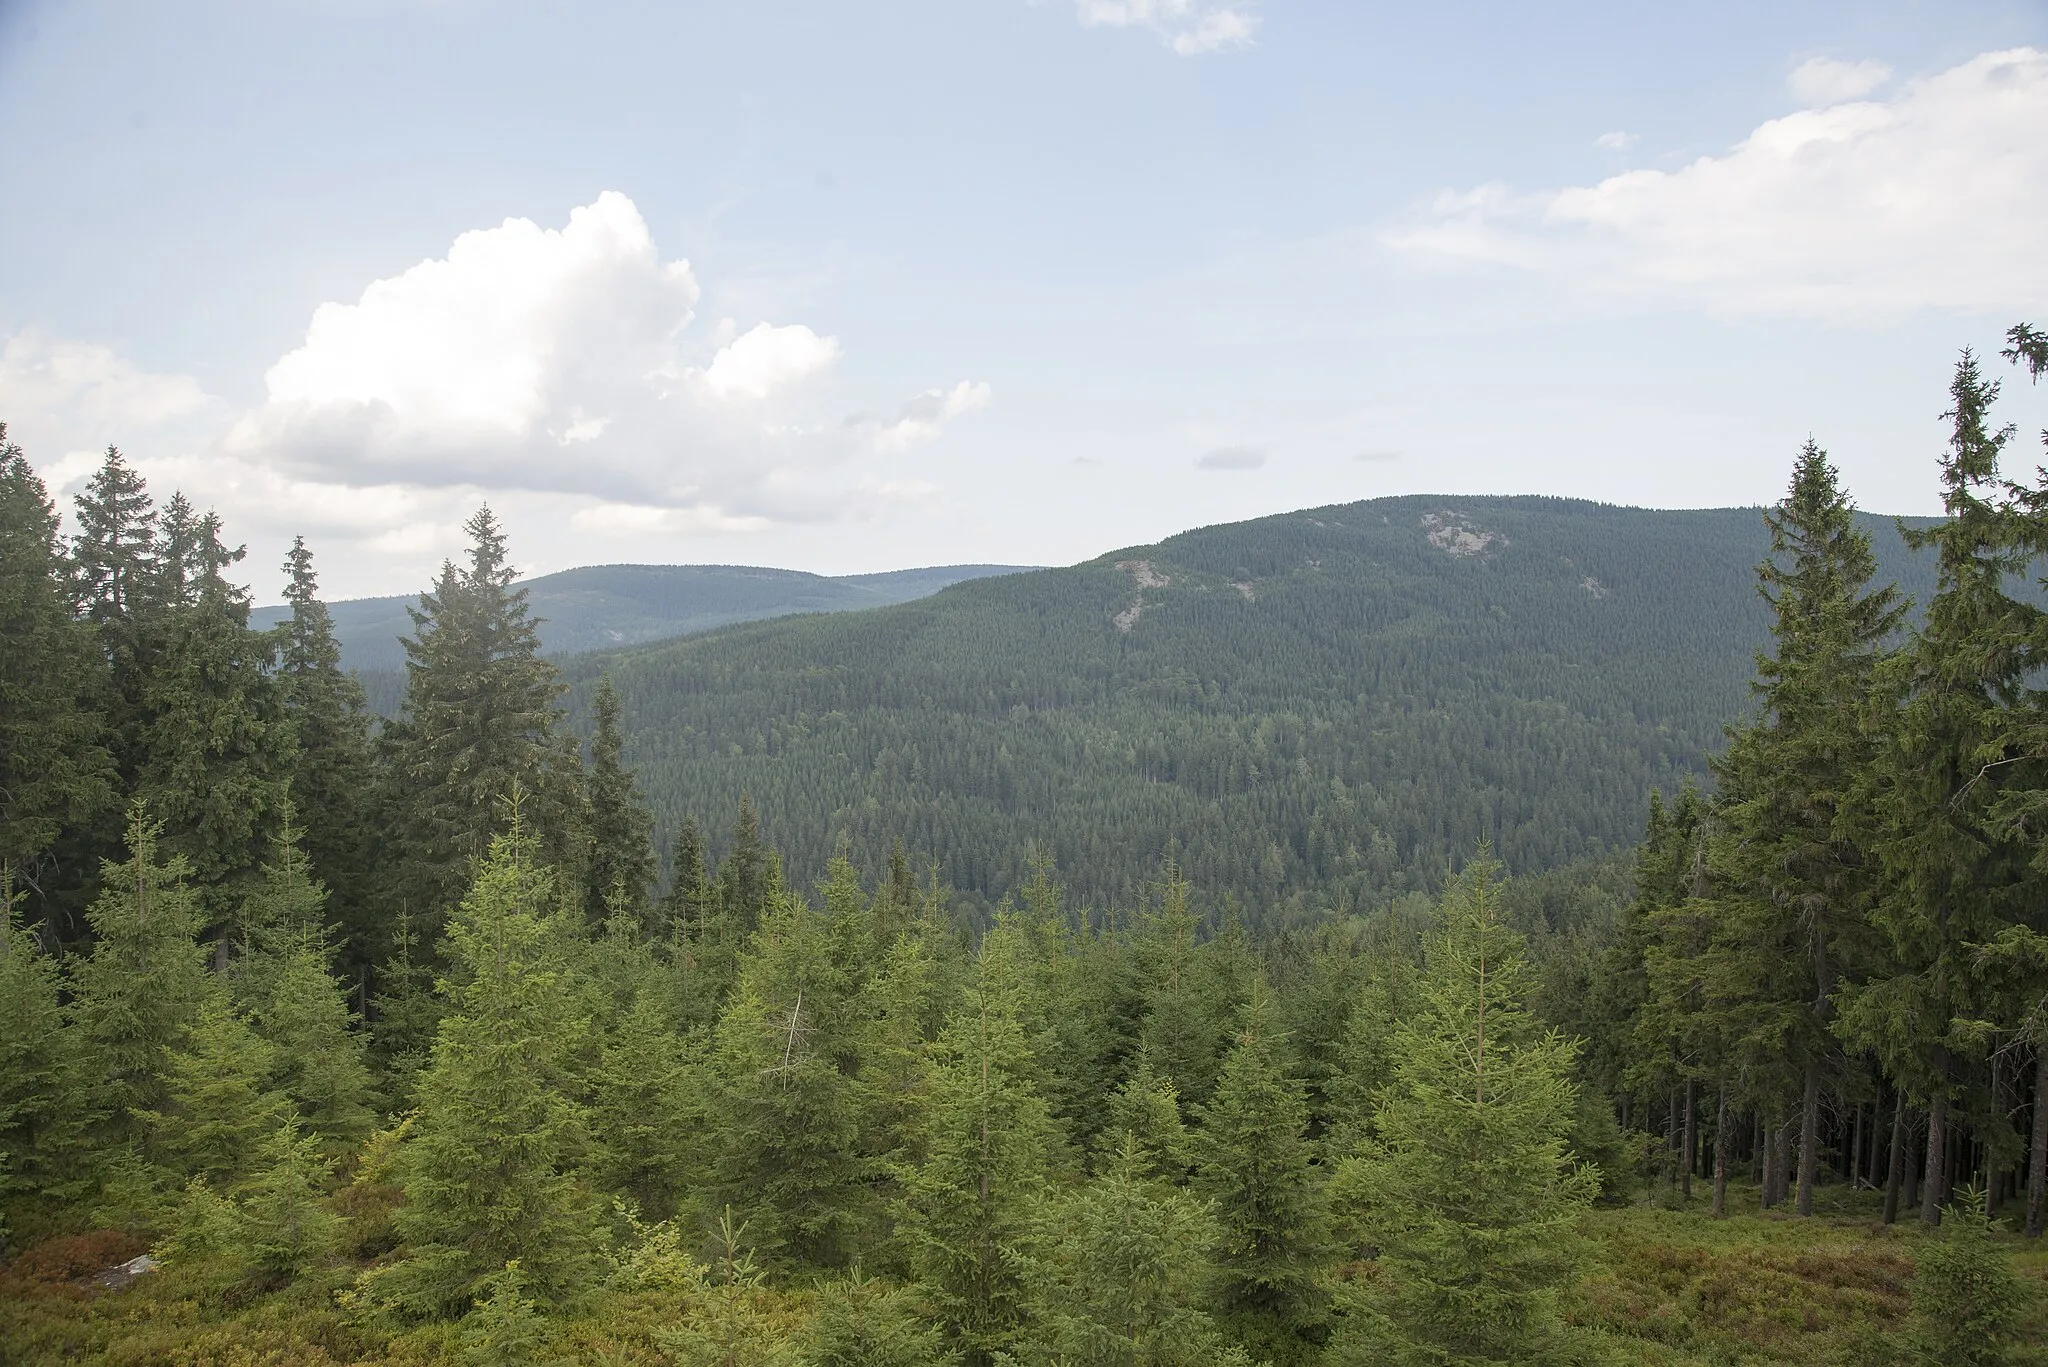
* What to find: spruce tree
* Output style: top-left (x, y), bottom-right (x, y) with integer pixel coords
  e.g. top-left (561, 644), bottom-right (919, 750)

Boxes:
top-left (358, 822), bottom-right (599, 1319)
top-left (657, 814), bottom-right (713, 944)
top-left (1191, 978), bottom-right (1330, 1359)
top-left (128, 499), bottom-right (295, 916)
top-left (71, 444), bottom-right (157, 627)
top-left (797, 1266), bottom-right (954, 1367)
top-left (716, 795), bottom-right (776, 943)
top-left (852, 927), bottom-right (948, 1225)
top-left (1097, 1050), bottom-right (1190, 1183)
top-left (899, 923), bottom-right (1058, 1365)
top-left (1331, 860), bottom-right (1595, 1367)
top-left (271, 536), bottom-right (377, 964)
top-left (392, 507), bottom-right (574, 920)
top-left (0, 879), bottom-right (94, 1234)
top-left (371, 900), bottom-right (444, 1108)
top-left (0, 428), bottom-right (113, 902)
top-left (1980, 323), bottom-right (2048, 1237)
top-left (67, 808), bottom-right (215, 1149)
top-left (652, 1208), bottom-right (785, 1367)
top-left (704, 886), bottom-right (868, 1270)
top-left (140, 995), bottom-right (284, 1185)
top-left (1136, 862), bottom-right (1233, 1109)
top-left (231, 819), bottom-right (376, 1153)
top-left (1009, 1138), bottom-right (1249, 1367)
top-left (1909, 1200), bottom-right (2026, 1367)
top-left (582, 674), bottom-right (656, 926)
top-left (1705, 442), bottom-right (1904, 1215)
top-left (238, 1113), bottom-right (344, 1287)
top-left (1841, 351), bottom-right (2038, 1227)
top-left (588, 990), bottom-right (700, 1221)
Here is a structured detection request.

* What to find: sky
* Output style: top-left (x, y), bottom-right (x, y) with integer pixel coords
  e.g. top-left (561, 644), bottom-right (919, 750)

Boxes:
top-left (4, 0), bottom-right (2048, 601)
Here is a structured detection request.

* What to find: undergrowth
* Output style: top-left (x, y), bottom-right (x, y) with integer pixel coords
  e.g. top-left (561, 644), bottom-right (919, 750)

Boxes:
top-left (5, 1184), bottom-right (2046, 1366)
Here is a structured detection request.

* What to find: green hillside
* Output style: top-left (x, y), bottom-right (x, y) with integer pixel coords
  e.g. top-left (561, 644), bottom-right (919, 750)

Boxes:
top-left (568, 495), bottom-right (1938, 920)
top-left (249, 561), bottom-right (1038, 680)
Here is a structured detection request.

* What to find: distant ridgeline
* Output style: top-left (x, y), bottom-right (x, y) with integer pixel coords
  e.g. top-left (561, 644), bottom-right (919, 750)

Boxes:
top-left (562, 495), bottom-right (1939, 922)
top-left (251, 562), bottom-right (1038, 714)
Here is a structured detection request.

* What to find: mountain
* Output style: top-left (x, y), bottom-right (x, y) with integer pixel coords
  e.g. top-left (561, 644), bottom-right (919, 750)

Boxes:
top-left (252, 562), bottom-right (1039, 709)
top-left (561, 495), bottom-right (1939, 924)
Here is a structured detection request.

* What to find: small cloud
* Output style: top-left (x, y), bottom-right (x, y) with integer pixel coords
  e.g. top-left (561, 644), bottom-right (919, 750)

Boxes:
top-left (1788, 56), bottom-right (1891, 106)
top-left (1354, 450), bottom-right (1401, 463)
top-left (1072, 0), bottom-right (1256, 56)
top-left (1593, 131), bottom-right (1637, 151)
top-left (1198, 445), bottom-right (1266, 470)
top-left (872, 380), bottom-right (991, 452)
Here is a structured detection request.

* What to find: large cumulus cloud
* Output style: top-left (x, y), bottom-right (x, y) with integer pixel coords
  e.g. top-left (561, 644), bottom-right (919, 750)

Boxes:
top-left (227, 191), bottom-right (984, 521)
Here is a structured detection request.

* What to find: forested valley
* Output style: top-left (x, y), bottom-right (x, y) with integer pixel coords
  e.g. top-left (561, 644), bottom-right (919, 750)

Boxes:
top-left (6, 330), bottom-right (2048, 1365)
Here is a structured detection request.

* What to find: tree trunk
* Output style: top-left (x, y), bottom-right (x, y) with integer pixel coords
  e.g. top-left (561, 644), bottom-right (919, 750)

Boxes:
top-left (1797, 1063), bottom-right (1820, 1216)
top-left (2027, 1045), bottom-right (2047, 1238)
top-left (1850, 1101), bottom-right (1865, 1189)
top-left (1666, 1088), bottom-right (1679, 1193)
top-left (1883, 1092), bottom-right (1905, 1225)
top-left (1682, 1081), bottom-right (1697, 1201)
top-left (1921, 1093), bottom-right (1949, 1227)
top-left (1763, 1123), bottom-right (1776, 1208)
top-left (1712, 1091), bottom-right (1729, 1218)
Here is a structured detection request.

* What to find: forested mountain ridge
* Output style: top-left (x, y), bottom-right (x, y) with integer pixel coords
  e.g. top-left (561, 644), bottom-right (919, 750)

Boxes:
top-left (572, 494), bottom-right (1939, 919)
top-left (248, 561), bottom-right (1038, 677)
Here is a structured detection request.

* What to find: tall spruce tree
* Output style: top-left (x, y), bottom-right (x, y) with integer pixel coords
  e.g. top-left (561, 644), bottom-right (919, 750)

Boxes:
top-left (582, 674), bottom-right (656, 926)
top-left (1331, 860), bottom-right (1595, 1367)
top-left (391, 507), bottom-right (574, 921)
top-left (0, 429), bottom-right (113, 911)
top-left (1703, 443), bottom-right (1903, 1215)
top-left (1841, 351), bottom-right (2039, 1227)
top-left (126, 498), bottom-right (294, 919)
top-left (358, 820), bottom-right (599, 1319)
top-left (271, 536), bottom-right (376, 962)
top-left (1981, 321), bottom-right (2048, 1237)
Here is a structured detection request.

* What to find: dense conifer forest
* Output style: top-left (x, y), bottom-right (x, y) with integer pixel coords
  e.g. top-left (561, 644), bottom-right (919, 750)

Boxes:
top-left (565, 495), bottom-right (1940, 923)
top-left (4, 328), bottom-right (2048, 1365)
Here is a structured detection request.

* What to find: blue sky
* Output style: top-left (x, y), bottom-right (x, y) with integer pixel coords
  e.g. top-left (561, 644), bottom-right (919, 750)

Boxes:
top-left (3, 0), bottom-right (2047, 598)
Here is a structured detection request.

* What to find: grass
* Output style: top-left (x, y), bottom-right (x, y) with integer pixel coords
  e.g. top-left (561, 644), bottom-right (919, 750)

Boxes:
top-left (1574, 1182), bottom-right (2048, 1364)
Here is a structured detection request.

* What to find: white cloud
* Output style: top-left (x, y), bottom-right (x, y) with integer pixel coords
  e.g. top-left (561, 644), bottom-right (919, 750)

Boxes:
top-left (1388, 48), bottom-right (2048, 321)
top-left (702, 322), bottom-right (840, 400)
top-left (0, 329), bottom-right (220, 457)
top-left (1788, 56), bottom-right (1891, 106)
top-left (1593, 131), bottom-right (1637, 151)
top-left (872, 380), bottom-right (991, 452)
top-left (1198, 444), bottom-right (1265, 470)
top-left (1074, 0), bottom-right (1256, 56)
top-left (224, 191), bottom-right (983, 519)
